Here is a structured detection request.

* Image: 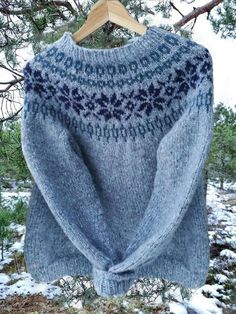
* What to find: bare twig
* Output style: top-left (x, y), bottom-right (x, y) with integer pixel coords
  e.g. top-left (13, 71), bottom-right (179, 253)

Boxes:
top-left (0, 64), bottom-right (24, 78)
top-left (173, 0), bottom-right (223, 29)
top-left (169, 1), bottom-right (184, 17)
top-left (73, 0), bottom-right (87, 16)
top-left (0, 78), bottom-right (24, 93)
top-left (0, 108), bottom-right (23, 124)
top-left (191, 20), bottom-right (197, 30)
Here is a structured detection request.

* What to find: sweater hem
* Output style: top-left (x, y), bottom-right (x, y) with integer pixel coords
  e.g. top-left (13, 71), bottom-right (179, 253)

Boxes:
top-left (25, 254), bottom-right (209, 296)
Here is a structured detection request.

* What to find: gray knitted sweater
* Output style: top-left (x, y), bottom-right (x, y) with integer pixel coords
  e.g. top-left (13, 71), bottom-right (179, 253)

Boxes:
top-left (21, 25), bottom-right (214, 297)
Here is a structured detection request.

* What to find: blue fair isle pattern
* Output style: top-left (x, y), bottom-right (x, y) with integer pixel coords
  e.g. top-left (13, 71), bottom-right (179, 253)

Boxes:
top-left (23, 89), bottom-right (212, 143)
top-left (30, 31), bottom-right (200, 86)
top-left (22, 27), bottom-right (213, 143)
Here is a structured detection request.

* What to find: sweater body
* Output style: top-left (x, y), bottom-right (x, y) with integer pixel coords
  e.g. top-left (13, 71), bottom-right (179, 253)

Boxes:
top-left (21, 26), bottom-right (214, 297)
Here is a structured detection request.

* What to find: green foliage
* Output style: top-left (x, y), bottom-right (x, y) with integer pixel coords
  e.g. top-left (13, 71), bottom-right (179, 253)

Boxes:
top-left (0, 194), bottom-right (28, 261)
top-left (154, 3), bottom-right (172, 19)
top-left (179, 285), bottom-right (192, 301)
top-left (0, 208), bottom-right (13, 231)
top-left (209, 0), bottom-right (236, 39)
top-left (0, 120), bottom-right (32, 182)
top-left (207, 103), bottom-right (236, 188)
top-left (0, 207), bottom-right (14, 260)
top-left (11, 198), bottom-right (27, 225)
top-left (177, 28), bottom-right (193, 39)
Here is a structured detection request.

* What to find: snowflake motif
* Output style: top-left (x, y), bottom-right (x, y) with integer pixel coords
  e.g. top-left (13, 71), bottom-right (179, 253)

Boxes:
top-left (71, 87), bottom-right (85, 115)
top-left (23, 62), bottom-right (33, 92)
top-left (173, 68), bottom-right (190, 96)
top-left (22, 55), bottom-right (211, 122)
top-left (24, 65), bottom-right (58, 100)
top-left (184, 60), bottom-right (200, 89)
top-left (24, 78), bottom-right (33, 93)
top-left (200, 59), bottom-right (211, 75)
top-left (34, 70), bottom-right (44, 82)
top-left (134, 83), bottom-right (165, 116)
top-left (34, 82), bottom-right (47, 98)
top-left (28, 69), bottom-right (47, 97)
top-left (156, 78), bottom-right (179, 104)
top-left (174, 59), bottom-right (207, 95)
top-left (164, 74), bottom-right (176, 101)
top-left (194, 52), bottom-right (212, 86)
top-left (46, 84), bottom-right (57, 100)
top-left (55, 83), bottom-right (85, 113)
top-left (121, 90), bottom-right (142, 120)
top-left (80, 90), bottom-right (101, 119)
top-left (57, 83), bottom-right (71, 110)
top-left (96, 92), bottom-right (125, 121)
top-left (179, 81), bottom-right (190, 95)
top-left (166, 86), bottom-right (175, 96)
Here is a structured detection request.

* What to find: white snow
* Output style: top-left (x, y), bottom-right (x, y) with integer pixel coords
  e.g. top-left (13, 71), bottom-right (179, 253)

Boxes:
top-left (185, 293), bottom-right (223, 314)
top-left (220, 249), bottom-right (236, 260)
top-left (9, 223), bottom-right (26, 236)
top-left (198, 284), bottom-right (225, 298)
top-left (68, 298), bottom-right (83, 309)
top-left (0, 271), bottom-right (62, 300)
top-left (214, 274), bottom-right (228, 284)
top-left (9, 241), bottom-right (24, 253)
top-left (169, 301), bottom-right (188, 314)
top-left (0, 273), bottom-right (11, 284)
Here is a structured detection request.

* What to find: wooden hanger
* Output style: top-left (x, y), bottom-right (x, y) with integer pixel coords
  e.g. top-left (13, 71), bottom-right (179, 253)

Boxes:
top-left (71, 0), bottom-right (147, 43)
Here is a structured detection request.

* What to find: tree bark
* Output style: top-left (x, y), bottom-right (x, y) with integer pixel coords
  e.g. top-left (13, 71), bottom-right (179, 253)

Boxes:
top-left (174, 0), bottom-right (223, 30)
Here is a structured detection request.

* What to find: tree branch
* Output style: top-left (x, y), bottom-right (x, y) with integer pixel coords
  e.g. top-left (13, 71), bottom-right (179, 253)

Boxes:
top-left (72, 0), bottom-right (86, 16)
top-left (0, 64), bottom-right (24, 78)
top-left (0, 1), bottom-right (76, 16)
top-left (173, 0), bottom-right (223, 29)
top-left (0, 78), bottom-right (24, 93)
top-left (0, 108), bottom-right (23, 123)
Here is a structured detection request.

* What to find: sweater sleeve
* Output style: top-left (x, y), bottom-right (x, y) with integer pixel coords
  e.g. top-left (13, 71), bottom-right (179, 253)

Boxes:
top-left (109, 48), bottom-right (214, 274)
top-left (21, 61), bottom-right (119, 272)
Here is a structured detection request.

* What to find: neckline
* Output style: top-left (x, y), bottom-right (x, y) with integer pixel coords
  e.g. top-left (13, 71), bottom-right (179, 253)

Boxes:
top-left (58, 25), bottom-right (163, 65)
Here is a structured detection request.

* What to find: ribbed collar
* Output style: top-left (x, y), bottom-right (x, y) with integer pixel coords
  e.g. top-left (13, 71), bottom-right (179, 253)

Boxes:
top-left (56, 25), bottom-right (164, 65)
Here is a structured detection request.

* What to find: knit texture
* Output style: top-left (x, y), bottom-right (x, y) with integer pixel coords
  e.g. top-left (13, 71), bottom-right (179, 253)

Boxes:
top-left (21, 25), bottom-right (214, 297)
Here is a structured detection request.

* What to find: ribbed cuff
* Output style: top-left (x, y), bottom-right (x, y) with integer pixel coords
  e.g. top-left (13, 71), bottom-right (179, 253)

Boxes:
top-left (92, 267), bottom-right (136, 297)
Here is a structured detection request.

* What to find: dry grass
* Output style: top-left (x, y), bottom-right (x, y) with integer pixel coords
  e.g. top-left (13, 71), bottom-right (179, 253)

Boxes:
top-left (0, 294), bottom-right (78, 314)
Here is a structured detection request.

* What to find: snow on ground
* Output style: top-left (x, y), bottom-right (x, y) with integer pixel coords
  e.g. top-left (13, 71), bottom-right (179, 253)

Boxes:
top-left (169, 301), bottom-right (188, 314)
top-left (169, 292), bottom-right (223, 314)
top-left (184, 293), bottom-right (223, 314)
top-left (0, 271), bottom-right (61, 300)
top-left (0, 181), bottom-right (235, 313)
top-left (0, 220), bottom-right (62, 301)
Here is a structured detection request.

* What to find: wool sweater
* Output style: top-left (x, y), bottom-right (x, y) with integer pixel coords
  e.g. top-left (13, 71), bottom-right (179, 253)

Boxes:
top-left (21, 25), bottom-right (214, 298)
